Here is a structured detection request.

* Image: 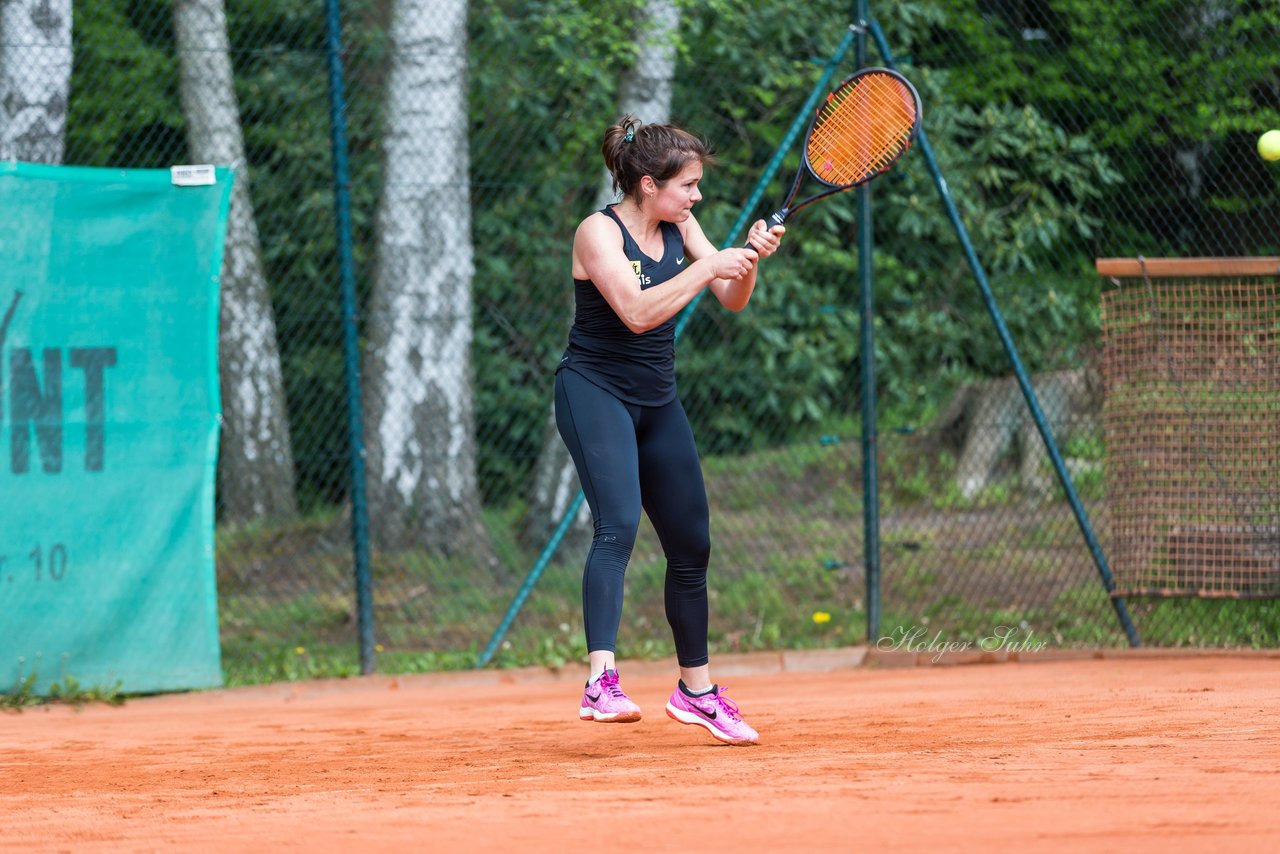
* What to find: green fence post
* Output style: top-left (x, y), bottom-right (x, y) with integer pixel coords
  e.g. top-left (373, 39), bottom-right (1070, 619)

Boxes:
top-left (855, 2), bottom-right (882, 645)
top-left (324, 0), bottom-right (377, 674)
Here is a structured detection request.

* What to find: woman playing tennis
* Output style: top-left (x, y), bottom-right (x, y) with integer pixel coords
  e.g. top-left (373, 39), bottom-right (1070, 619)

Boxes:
top-left (555, 115), bottom-right (784, 745)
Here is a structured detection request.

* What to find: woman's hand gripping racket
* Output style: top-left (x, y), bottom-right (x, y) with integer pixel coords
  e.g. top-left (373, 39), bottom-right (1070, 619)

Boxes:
top-left (747, 67), bottom-right (921, 252)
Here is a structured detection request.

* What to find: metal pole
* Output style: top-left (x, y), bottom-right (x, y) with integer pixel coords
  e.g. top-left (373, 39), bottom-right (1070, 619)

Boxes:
top-left (867, 20), bottom-right (1141, 647)
top-left (324, 0), bottom-right (377, 674)
top-left (855, 2), bottom-right (881, 645)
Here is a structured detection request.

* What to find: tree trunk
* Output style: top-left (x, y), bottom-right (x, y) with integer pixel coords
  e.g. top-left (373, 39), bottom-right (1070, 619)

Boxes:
top-left (0, 0), bottom-right (72, 164)
top-left (522, 0), bottom-right (680, 552)
top-left (364, 0), bottom-right (488, 554)
top-left (933, 368), bottom-right (1100, 501)
top-left (174, 0), bottom-right (297, 524)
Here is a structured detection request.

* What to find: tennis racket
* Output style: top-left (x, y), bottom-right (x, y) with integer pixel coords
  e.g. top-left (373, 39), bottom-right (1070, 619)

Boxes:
top-left (749, 67), bottom-right (921, 249)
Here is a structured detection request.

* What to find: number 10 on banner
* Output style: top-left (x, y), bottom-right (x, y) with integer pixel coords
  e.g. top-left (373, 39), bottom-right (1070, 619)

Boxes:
top-left (2, 542), bottom-right (69, 584)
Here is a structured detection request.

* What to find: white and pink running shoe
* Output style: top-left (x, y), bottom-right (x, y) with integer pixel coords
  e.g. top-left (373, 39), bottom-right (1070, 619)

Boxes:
top-left (665, 681), bottom-right (759, 745)
top-left (578, 669), bottom-right (642, 723)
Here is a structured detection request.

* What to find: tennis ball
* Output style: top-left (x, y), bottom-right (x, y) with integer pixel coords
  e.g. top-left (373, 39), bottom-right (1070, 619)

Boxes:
top-left (1258, 130), bottom-right (1280, 162)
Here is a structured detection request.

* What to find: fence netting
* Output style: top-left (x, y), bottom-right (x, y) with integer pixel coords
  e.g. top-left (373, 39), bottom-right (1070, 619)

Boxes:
top-left (1101, 259), bottom-right (1280, 599)
top-left (4, 0), bottom-right (1278, 684)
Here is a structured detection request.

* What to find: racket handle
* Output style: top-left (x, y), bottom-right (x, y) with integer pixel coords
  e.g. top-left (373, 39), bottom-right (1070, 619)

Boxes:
top-left (745, 210), bottom-right (787, 253)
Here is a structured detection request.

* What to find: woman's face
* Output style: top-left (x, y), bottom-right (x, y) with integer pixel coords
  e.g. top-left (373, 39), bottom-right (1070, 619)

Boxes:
top-left (648, 159), bottom-right (704, 222)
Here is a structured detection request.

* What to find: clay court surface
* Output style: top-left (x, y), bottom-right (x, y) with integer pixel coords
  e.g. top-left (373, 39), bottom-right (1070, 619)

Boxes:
top-left (3, 651), bottom-right (1278, 852)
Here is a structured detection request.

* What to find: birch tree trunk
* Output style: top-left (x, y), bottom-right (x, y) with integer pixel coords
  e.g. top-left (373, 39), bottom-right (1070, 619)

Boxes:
top-left (175, 0), bottom-right (297, 523)
top-left (364, 0), bottom-right (488, 554)
top-left (0, 0), bottom-right (72, 164)
top-left (522, 0), bottom-right (680, 551)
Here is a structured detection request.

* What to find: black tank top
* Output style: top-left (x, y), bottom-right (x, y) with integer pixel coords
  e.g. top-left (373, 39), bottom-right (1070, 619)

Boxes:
top-left (558, 206), bottom-right (687, 405)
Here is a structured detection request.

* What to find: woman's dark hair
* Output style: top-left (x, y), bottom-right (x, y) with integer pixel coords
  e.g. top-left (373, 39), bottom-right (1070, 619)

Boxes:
top-left (601, 114), bottom-right (715, 202)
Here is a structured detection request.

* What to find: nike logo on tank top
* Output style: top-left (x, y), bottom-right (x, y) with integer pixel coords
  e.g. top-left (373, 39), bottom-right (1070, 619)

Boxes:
top-left (559, 206), bottom-right (685, 405)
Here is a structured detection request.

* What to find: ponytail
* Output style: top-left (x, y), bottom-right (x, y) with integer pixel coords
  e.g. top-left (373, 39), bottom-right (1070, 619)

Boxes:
top-left (601, 114), bottom-right (715, 201)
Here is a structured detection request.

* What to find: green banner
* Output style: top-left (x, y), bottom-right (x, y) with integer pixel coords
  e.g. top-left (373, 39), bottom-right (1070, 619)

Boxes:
top-left (0, 162), bottom-right (232, 695)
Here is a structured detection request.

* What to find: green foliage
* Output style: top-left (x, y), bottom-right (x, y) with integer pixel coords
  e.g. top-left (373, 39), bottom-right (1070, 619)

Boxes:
top-left (66, 1), bottom-right (183, 168)
top-left (921, 0), bottom-right (1280, 253)
top-left (62, 0), bottom-right (1280, 514)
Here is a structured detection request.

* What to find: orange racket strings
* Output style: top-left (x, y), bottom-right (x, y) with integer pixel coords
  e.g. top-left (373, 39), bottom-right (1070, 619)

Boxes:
top-left (806, 72), bottom-right (917, 186)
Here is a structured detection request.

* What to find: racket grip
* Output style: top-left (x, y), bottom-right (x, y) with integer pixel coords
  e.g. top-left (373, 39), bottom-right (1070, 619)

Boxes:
top-left (745, 211), bottom-right (787, 253)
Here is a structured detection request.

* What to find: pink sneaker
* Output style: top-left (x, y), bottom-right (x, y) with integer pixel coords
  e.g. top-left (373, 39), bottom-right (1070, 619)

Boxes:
top-left (579, 669), bottom-right (642, 723)
top-left (665, 681), bottom-right (759, 745)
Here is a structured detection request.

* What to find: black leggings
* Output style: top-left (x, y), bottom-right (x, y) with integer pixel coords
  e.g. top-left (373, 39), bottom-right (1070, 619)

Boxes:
top-left (554, 368), bottom-right (710, 667)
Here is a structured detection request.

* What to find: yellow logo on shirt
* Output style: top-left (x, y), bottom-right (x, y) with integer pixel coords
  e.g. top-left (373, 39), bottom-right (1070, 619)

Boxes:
top-left (630, 260), bottom-right (651, 286)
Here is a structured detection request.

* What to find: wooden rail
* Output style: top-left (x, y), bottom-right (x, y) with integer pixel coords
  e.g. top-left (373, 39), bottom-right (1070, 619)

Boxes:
top-left (1096, 257), bottom-right (1280, 278)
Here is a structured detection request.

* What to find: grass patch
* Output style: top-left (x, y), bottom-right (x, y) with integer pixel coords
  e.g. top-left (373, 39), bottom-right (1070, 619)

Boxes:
top-left (3, 665), bottom-right (126, 711)
top-left (214, 429), bottom-right (1280, 687)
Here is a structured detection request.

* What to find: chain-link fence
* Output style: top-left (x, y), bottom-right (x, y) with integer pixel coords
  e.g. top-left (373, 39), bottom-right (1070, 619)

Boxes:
top-left (4, 0), bottom-right (1278, 684)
